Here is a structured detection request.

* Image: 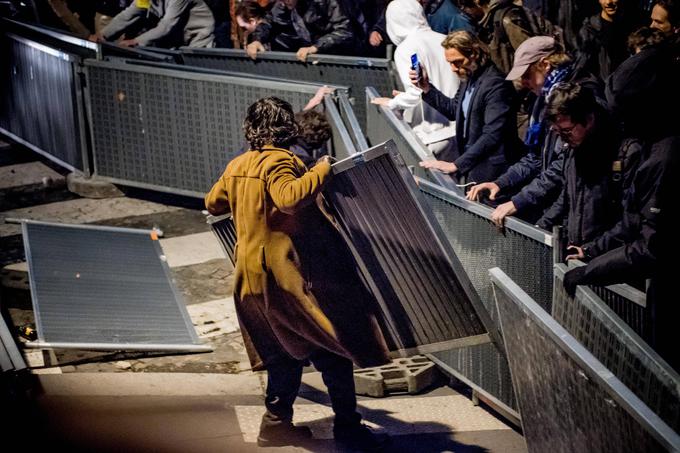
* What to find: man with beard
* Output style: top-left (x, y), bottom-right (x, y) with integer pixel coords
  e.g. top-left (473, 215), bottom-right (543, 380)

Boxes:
top-left (415, 30), bottom-right (522, 186)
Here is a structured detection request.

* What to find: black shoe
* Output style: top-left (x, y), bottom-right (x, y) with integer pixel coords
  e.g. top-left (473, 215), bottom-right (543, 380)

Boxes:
top-left (333, 423), bottom-right (390, 452)
top-left (257, 423), bottom-right (313, 447)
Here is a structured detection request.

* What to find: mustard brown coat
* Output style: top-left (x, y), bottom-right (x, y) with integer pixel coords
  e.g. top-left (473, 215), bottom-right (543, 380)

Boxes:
top-left (205, 146), bottom-right (390, 370)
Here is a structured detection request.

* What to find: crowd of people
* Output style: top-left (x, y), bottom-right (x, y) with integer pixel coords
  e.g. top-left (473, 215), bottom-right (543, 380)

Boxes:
top-left (10, 1), bottom-right (679, 449)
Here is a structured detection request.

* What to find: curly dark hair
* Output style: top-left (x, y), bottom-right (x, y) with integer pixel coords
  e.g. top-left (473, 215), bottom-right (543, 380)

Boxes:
top-left (294, 110), bottom-right (332, 149)
top-left (627, 26), bottom-right (666, 53)
top-left (243, 97), bottom-right (299, 150)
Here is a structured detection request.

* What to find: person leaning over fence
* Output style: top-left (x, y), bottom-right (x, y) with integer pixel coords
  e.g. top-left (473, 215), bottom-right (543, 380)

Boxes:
top-left (415, 31), bottom-right (522, 188)
top-left (561, 44), bottom-right (680, 372)
top-left (535, 82), bottom-right (624, 250)
top-left (465, 36), bottom-right (602, 225)
top-left (91, 0), bottom-right (215, 48)
top-left (245, 0), bottom-right (356, 62)
top-left (205, 97), bottom-right (391, 451)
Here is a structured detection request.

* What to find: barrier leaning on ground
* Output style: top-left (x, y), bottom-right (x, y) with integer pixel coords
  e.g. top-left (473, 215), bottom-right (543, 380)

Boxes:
top-left (177, 48), bottom-right (399, 130)
top-left (84, 58), bottom-right (354, 196)
top-left (0, 20), bottom-right (94, 172)
top-left (491, 267), bottom-right (680, 453)
top-left (553, 264), bottom-right (680, 432)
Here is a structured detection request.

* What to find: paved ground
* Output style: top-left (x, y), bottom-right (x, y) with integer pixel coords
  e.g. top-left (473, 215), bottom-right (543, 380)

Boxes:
top-left (0, 137), bottom-right (527, 452)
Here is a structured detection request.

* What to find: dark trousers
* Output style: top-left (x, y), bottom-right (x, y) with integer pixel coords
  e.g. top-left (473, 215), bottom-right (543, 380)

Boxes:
top-left (261, 349), bottom-right (362, 429)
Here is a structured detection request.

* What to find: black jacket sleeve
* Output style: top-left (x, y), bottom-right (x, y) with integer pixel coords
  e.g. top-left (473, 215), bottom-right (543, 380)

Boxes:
top-left (510, 148), bottom-right (566, 213)
top-left (422, 84), bottom-right (460, 122)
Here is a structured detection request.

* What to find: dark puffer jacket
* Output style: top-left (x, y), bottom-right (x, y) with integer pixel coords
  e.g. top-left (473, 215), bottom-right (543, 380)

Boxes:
top-left (250, 0), bottom-right (355, 54)
top-left (536, 112), bottom-right (624, 245)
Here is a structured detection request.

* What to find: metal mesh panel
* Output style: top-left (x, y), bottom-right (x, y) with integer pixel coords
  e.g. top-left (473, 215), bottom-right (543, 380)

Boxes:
top-left (179, 49), bottom-right (396, 129)
top-left (0, 34), bottom-right (85, 171)
top-left (365, 87), bottom-right (461, 192)
top-left (552, 265), bottom-right (680, 431)
top-left (490, 268), bottom-right (680, 453)
top-left (428, 342), bottom-right (517, 411)
top-left (326, 142), bottom-right (486, 353)
top-left (86, 60), bottom-right (319, 196)
top-left (22, 221), bottom-right (209, 352)
top-left (418, 179), bottom-right (553, 323)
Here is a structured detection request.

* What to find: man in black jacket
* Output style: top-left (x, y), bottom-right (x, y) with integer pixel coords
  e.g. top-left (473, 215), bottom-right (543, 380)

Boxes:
top-left (535, 83), bottom-right (623, 247)
top-left (563, 44), bottom-right (680, 371)
top-left (246, 0), bottom-right (356, 61)
top-left (416, 30), bottom-right (520, 185)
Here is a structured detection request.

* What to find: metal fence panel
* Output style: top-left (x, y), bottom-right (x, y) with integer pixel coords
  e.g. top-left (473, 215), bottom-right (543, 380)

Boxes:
top-left (85, 59), bottom-right (331, 196)
top-left (20, 220), bottom-right (211, 352)
top-left (326, 141), bottom-right (488, 354)
top-left (338, 91), bottom-right (369, 151)
top-left (552, 264), bottom-right (680, 431)
top-left (490, 267), bottom-right (680, 453)
top-left (0, 33), bottom-right (88, 172)
top-left (324, 94), bottom-right (356, 159)
top-left (365, 87), bottom-right (461, 192)
top-left (206, 214), bottom-right (236, 267)
top-left (178, 48), bottom-right (397, 130)
top-left (418, 178), bottom-right (553, 321)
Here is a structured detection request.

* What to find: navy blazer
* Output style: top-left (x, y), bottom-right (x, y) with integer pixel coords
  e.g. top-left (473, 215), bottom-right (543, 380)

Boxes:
top-left (422, 63), bottom-right (520, 183)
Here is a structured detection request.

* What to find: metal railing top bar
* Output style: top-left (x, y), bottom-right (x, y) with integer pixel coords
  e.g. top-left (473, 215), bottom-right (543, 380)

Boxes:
top-left (490, 267), bottom-right (680, 451)
top-left (100, 42), bottom-right (176, 62)
top-left (5, 217), bottom-right (158, 235)
top-left (5, 32), bottom-right (76, 62)
top-left (338, 91), bottom-right (369, 151)
top-left (2, 18), bottom-right (98, 57)
top-left (417, 177), bottom-right (552, 246)
top-left (112, 58), bottom-right (351, 92)
top-left (179, 47), bottom-right (393, 67)
top-left (324, 94), bottom-right (358, 158)
top-left (83, 58), bottom-right (335, 94)
top-left (565, 260), bottom-right (647, 307)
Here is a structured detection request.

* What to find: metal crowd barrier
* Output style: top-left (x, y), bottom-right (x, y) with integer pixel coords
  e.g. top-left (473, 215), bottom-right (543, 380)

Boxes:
top-left (0, 21), bottom-right (92, 172)
top-left (416, 177), bottom-right (552, 416)
top-left (553, 265), bottom-right (680, 431)
top-left (365, 87), bottom-right (461, 192)
top-left (327, 142), bottom-right (492, 354)
top-left (324, 94), bottom-right (356, 159)
top-left (490, 267), bottom-right (680, 453)
top-left (177, 48), bottom-right (399, 130)
top-left (84, 58), bottom-right (354, 197)
top-left (206, 213), bottom-right (236, 267)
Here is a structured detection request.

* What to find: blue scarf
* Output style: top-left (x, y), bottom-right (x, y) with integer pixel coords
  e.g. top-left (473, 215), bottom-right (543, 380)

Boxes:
top-left (525, 63), bottom-right (573, 148)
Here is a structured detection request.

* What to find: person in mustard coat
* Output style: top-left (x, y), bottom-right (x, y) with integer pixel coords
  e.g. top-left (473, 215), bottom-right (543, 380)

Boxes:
top-left (205, 97), bottom-right (391, 450)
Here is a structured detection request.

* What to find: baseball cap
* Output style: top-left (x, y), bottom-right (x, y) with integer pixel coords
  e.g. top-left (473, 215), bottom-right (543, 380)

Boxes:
top-left (505, 36), bottom-right (557, 81)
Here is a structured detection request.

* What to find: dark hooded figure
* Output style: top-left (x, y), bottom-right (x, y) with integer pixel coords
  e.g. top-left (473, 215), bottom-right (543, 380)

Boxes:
top-left (562, 45), bottom-right (680, 372)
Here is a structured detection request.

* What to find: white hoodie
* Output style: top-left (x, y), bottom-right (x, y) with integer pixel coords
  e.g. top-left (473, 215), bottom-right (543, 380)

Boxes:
top-left (386, 0), bottom-right (460, 111)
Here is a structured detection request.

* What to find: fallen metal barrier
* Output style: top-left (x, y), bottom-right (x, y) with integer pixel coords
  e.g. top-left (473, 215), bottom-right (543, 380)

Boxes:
top-left (338, 91), bottom-right (369, 151)
top-left (553, 264), bottom-right (680, 431)
top-left (491, 267), bottom-right (680, 453)
top-left (14, 219), bottom-right (211, 353)
top-left (326, 141), bottom-right (492, 355)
